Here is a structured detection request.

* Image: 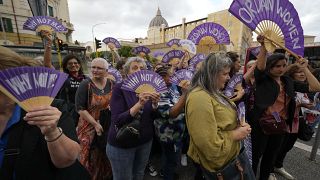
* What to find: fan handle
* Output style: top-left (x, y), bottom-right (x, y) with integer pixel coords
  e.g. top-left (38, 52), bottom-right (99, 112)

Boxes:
top-left (254, 30), bottom-right (300, 60)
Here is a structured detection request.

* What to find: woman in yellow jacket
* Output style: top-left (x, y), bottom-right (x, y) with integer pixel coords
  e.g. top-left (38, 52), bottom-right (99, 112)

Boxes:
top-left (186, 52), bottom-right (255, 179)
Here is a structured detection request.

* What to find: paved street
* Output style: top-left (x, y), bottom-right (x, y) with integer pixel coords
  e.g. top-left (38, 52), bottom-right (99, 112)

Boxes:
top-left (144, 137), bottom-right (320, 180)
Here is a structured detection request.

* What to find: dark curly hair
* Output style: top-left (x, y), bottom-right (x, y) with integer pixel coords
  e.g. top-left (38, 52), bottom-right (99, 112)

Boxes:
top-left (62, 54), bottom-right (84, 75)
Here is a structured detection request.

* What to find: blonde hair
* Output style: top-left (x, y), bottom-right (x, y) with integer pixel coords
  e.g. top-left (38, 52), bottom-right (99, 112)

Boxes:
top-left (0, 46), bottom-right (40, 70)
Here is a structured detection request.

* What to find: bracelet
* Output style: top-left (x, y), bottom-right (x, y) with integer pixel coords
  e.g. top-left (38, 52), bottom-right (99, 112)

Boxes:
top-left (45, 127), bottom-right (63, 142)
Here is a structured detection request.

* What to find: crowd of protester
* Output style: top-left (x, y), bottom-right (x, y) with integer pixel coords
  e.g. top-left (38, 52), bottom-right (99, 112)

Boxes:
top-left (1, 34), bottom-right (320, 180)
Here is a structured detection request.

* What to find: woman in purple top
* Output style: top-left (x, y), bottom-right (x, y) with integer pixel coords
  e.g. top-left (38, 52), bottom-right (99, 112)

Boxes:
top-left (106, 57), bottom-right (160, 180)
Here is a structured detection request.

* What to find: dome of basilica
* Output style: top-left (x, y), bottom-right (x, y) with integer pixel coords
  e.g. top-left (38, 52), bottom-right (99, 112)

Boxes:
top-left (149, 8), bottom-right (168, 28)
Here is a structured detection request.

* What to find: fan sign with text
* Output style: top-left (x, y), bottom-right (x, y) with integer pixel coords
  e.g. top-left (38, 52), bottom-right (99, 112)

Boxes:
top-left (121, 70), bottom-right (167, 93)
top-left (188, 54), bottom-right (206, 72)
top-left (107, 67), bottom-right (122, 83)
top-left (103, 37), bottom-right (121, 49)
top-left (0, 66), bottom-right (68, 111)
top-left (23, 16), bottom-right (67, 33)
top-left (166, 38), bottom-right (181, 48)
top-left (132, 46), bottom-right (151, 55)
top-left (187, 22), bottom-right (230, 45)
top-left (162, 50), bottom-right (184, 64)
top-left (179, 39), bottom-right (197, 55)
top-left (228, 0), bottom-right (304, 56)
top-left (224, 74), bottom-right (243, 98)
top-left (170, 69), bottom-right (193, 88)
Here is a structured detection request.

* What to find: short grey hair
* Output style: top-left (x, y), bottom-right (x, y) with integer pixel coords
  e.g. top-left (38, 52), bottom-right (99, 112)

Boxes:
top-left (92, 58), bottom-right (109, 70)
top-left (123, 57), bottom-right (147, 74)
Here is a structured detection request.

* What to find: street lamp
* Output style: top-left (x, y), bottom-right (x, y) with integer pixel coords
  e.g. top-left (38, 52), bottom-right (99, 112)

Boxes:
top-left (92, 23), bottom-right (107, 53)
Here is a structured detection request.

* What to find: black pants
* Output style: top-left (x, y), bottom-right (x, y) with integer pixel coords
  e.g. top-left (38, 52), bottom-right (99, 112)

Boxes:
top-left (274, 133), bottom-right (298, 168)
top-left (251, 122), bottom-right (285, 180)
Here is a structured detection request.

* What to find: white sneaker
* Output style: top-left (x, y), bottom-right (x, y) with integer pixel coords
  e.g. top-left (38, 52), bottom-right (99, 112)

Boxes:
top-left (181, 154), bottom-right (188, 166)
top-left (274, 167), bottom-right (294, 180)
top-left (147, 163), bottom-right (158, 177)
top-left (268, 173), bottom-right (277, 180)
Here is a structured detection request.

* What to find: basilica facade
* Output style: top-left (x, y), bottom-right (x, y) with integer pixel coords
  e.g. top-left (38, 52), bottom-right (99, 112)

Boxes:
top-left (142, 8), bottom-right (253, 59)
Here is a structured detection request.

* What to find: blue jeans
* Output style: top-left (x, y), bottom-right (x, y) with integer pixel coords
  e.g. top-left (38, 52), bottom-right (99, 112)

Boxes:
top-left (160, 143), bottom-right (179, 180)
top-left (106, 140), bottom-right (152, 180)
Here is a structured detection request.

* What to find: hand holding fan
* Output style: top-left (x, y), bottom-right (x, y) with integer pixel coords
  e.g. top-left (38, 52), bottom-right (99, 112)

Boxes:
top-left (0, 66), bottom-right (68, 112)
top-left (121, 70), bottom-right (167, 93)
top-left (170, 69), bottom-right (193, 88)
top-left (107, 67), bottom-right (122, 83)
top-left (23, 16), bottom-right (67, 33)
top-left (229, 0), bottom-right (304, 58)
top-left (103, 37), bottom-right (121, 50)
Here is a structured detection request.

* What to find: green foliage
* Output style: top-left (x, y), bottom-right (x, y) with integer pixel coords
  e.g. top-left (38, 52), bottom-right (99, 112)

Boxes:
top-left (90, 51), bottom-right (112, 60)
top-left (118, 46), bottom-right (133, 58)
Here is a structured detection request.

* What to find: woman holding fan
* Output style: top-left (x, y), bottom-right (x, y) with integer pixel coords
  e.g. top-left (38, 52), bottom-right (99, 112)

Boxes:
top-left (0, 46), bottom-right (82, 179)
top-left (107, 57), bottom-right (160, 180)
top-left (251, 36), bottom-right (320, 180)
top-left (75, 58), bottom-right (113, 179)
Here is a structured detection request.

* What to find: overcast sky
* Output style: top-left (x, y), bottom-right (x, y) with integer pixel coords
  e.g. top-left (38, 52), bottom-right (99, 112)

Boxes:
top-left (69, 0), bottom-right (320, 43)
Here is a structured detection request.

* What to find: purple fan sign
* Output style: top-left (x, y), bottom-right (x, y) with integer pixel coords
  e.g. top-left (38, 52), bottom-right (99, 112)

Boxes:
top-left (0, 66), bottom-right (67, 102)
top-left (162, 50), bottom-right (184, 64)
top-left (166, 38), bottom-right (181, 47)
top-left (153, 50), bottom-right (166, 58)
top-left (121, 70), bottom-right (167, 93)
top-left (23, 16), bottom-right (67, 32)
top-left (224, 74), bottom-right (243, 98)
top-left (187, 22), bottom-right (230, 45)
top-left (188, 54), bottom-right (206, 71)
top-left (102, 37), bottom-right (121, 49)
top-left (170, 69), bottom-right (193, 86)
top-left (132, 46), bottom-right (151, 55)
top-left (107, 67), bottom-right (122, 83)
top-left (228, 0), bottom-right (304, 56)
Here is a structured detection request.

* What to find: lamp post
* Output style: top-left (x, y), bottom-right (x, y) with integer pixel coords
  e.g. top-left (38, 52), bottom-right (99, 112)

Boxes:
top-left (91, 23), bottom-right (107, 55)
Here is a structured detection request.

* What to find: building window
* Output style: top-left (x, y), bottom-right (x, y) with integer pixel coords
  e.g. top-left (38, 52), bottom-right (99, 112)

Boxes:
top-left (48, 6), bottom-right (54, 17)
top-left (0, 0), bottom-right (3, 4)
top-left (0, 18), bottom-right (13, 33)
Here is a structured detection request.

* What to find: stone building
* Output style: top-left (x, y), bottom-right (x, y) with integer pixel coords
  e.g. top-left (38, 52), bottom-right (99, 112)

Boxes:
top-left (0, 0), bottom-right (74, 46)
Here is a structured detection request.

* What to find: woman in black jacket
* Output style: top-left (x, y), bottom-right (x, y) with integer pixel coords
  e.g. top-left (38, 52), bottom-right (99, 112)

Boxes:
top-left (250, 36), bottom-right (320, 180)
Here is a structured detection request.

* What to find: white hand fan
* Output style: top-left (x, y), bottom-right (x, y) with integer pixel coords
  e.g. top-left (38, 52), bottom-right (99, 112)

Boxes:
top-left (179, 39), bottom-right (197, 55)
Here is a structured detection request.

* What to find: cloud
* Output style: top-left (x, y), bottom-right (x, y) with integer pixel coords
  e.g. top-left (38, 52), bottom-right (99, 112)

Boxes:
top-left (69, 0), bottom-right (320, 43)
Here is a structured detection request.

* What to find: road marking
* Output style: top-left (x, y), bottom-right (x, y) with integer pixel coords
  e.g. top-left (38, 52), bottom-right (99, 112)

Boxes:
top-left (294, 142), bottom-right (320, 156)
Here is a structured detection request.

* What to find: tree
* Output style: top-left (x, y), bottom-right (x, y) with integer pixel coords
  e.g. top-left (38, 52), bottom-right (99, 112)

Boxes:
top-left (118, 45), bottom-right (133, 58)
